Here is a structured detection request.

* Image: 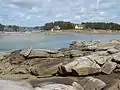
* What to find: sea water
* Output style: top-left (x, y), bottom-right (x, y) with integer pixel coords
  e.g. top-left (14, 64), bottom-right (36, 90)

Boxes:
top-left (0, 33), bottom-right (120, 51)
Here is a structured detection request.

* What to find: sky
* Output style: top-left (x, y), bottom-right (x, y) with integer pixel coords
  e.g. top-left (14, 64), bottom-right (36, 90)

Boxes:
top-left (0, 0), bottom-right (120, 26)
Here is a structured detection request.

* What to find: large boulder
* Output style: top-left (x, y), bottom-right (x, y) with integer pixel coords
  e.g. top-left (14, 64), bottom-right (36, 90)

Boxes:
top-left (80, 77), bottom-right (106, 90)
top-left (71, 57), bottom-right (101, 76)
top-left (58, 57), bottom-right (101, 76)
top-left (112, 52), bottom-right (120, 62)
top-left (87, 55), bottom-right (111, 65)
top-left (27, 50), bottom-right (50, 58)
top-left (101, 61), bottom-right (117, 74)
top-left (20, 47), bottom-right (32, 57)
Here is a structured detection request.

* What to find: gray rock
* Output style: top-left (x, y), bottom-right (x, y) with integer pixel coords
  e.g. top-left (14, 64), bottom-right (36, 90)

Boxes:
top-left (20, 47), bottom-right (32, 57)
top-left (71, 40), bottom-right (100, 47)
top-left (58, 57), bottom-right (101, 76)
top-left (107, 48), bottom-right (120, 54)
top-left (114, 69), bottom-right (120, 73)
top-left (86, 46), bottom-right (110, 51)
top-left (71, 57), bottom-right (101, 76)
top-left (28, 67), bottom-right (39, 76)
top-left (0, 80), bottom-right (33, 90)
top-left (28, 50), bottom-right (50, 58)
top-left (112, 52), bottom-right (120, 62)
top-left (42, 49), bottom-right (58, 54)
top-left (93, 51), bottom-right (109, 56)
top-left (87, 55), bottom-right (111, 65)
top-left (103, 79), bottom-right (120, 90)
top-left (11, 65), bottom-right (28, 74)
top-left (0, 52), bottom-right (10, 60)
top-left (69, 50), bottom-right (83, 57)
top-left (101, 61), bottom-right (117, 74)
top-left (50, 52), bottom-right (64, 58)
top-left (72, 82), bottom-right (84, 90)
top-left (117, 64), bottom-right (120, 69)
top-left (80, 77), bottom-right (106, 90)
top-left (35, 83), bottom-right (77, 90)
top-left (109, 39), bottom-right (120, 43)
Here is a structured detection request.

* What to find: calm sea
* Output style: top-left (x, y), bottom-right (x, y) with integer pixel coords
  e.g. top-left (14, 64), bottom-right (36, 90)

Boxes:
top-left (0, 33), bottom-right (120, 51)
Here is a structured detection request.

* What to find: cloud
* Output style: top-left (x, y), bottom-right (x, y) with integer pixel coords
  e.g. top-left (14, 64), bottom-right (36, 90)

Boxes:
top-left (55, 13), bottom-right (63, 18)
top-left (0, 0), bottom-right (119, 26)
top-left (31, 7), bottom-right (40, 12)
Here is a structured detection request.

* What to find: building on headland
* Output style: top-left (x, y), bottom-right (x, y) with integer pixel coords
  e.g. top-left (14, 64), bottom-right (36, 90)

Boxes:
top-left (75, 24), bottom-right (84, 30)
top-left (51, 25), bottom-right (61, 31)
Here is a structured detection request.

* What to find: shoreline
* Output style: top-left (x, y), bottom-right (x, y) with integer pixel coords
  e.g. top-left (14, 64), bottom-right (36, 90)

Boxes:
top-left (0, 30), bottom-right (120, 35)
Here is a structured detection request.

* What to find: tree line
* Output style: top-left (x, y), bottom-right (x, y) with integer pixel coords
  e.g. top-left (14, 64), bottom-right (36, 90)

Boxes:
top-left (43, 21), bottom-right (75, 30)
top-left (43, 21), bottom-right (120, 30)
top-left (0, 24), bottom-right (20, 31)
top-left (81, 22), bottom-right (120, 30)
top-left (0, 21), bottom-right (120, 31)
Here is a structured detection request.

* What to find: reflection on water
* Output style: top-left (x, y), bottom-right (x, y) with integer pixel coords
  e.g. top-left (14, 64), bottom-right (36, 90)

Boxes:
top-left (0, 33), bottom-right (120, 51)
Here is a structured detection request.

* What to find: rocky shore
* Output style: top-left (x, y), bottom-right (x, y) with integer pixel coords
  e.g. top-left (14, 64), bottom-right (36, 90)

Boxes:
top-left (1, 39), bottom-right (120, 90)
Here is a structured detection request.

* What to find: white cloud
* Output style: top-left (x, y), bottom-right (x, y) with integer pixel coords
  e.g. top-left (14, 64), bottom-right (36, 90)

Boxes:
top-left (8, 4), bottom-right (19, 8)
top-left (26, 16), bottom-right (31, 20)
top-left (0, 0), bottom-right (120, 26)
top-left (37, 16), bottom-right (41, 18)
top-left (80, 7), bottom-right (86, 13)
top-left (100, 2), bottom-right (116, 9)
top-left (56, 13), bottom-right (63, 18)
top-left (99, 11), bottom-right (104, 16)
top-left (74, 15), bottom-right (81, 19)
top-left (47, 0), bottom-right (51, 2)
top-left (31, 7), bottom-right (40, 12)
top-left (19, 13), bottom-right (25, 17)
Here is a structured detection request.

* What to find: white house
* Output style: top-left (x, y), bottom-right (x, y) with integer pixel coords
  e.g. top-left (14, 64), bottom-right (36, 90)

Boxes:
top-left (51, 25), bottom-right (61, 31)
top-left (75, 25), bottom-right (84, 30)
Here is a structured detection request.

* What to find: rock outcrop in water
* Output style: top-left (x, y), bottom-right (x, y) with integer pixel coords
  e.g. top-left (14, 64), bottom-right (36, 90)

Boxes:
top-left (1, 39), bottom-right (120, 90)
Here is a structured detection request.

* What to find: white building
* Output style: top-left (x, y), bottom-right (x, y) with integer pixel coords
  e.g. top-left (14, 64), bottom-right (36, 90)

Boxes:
top-left (75, 25), bottom-right (84, 30)
top-left (51, 26), bottom-right (61, 31)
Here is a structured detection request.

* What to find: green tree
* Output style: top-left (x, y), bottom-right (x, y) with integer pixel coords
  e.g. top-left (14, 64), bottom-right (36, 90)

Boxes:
top-left (0, 24), bottom-right (5, 31)
top-left (81, 22), bottom-right (120, 30)
top-left (44, 21), bottom-right (75, 30)
top-left (12, 25), bottom-right (19, 31)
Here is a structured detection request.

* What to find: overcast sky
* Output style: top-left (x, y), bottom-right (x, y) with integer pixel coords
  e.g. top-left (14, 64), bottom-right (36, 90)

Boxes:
top-left (0, 0), bottom-right (120, 26)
